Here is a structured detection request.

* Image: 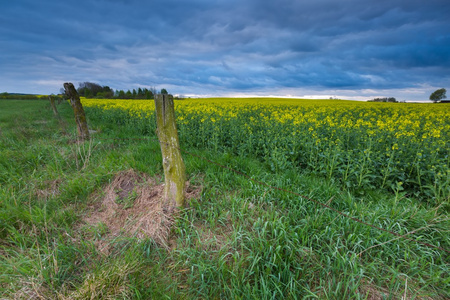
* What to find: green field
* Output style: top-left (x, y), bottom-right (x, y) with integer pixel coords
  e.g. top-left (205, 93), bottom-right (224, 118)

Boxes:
top-left (84, 97), bottom-right (450, 204)
top-left (0, 99), bottom-right (449, 299)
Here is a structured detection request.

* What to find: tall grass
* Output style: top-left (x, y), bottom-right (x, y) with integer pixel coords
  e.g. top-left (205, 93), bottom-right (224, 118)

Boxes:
top-left (0, 99), bottom-right (448, 299)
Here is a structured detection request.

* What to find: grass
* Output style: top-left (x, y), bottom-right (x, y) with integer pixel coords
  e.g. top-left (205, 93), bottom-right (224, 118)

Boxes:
top-left (82, 98), bottom-right (450, 204)
top-left (0, 99), bottom-right (449, 299)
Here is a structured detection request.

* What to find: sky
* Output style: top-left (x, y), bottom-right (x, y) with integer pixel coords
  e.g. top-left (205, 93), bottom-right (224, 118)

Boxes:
top-left (1, 0), bottom-right (449, 100)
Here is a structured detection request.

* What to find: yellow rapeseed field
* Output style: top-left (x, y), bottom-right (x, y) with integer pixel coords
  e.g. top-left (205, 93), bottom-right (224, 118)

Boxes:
top-left (83, 97), bottom-right (450, 202)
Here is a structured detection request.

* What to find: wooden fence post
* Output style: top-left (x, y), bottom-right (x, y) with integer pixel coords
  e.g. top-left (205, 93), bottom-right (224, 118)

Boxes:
top-left (48, 95), bottom-right (60, 117)
top-left (155, 94), bottom-right (186, 208)
top-left (63, 82), bottom-right (90, 141)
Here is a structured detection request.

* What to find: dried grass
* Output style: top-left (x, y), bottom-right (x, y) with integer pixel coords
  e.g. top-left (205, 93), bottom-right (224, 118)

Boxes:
top-left (10, 279), bottom-right (50, 300)
top-left (84, 169), bottom-right (201, 254)
top-left (60, 262), bottom-right (135, 300)
top-left (35, 179), bottom-right (61, 199)
top-left (357, 280), bottom-right (436, 300)
top-left (358, 283), bottom-right (389, 300)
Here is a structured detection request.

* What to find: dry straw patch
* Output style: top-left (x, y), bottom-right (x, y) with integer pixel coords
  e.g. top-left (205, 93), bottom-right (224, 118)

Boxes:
top-left (10, 279), bottom-right (51, 300)
top-left (84, 169), bottom-right (168, 251)
top-left (84, 169), bottom-right (201, 254)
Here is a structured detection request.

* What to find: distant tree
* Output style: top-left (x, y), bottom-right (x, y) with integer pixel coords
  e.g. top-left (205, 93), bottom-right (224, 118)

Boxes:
top-left (77, 82), bottom-right (103, 97)
top-left (387, 97), bottom-right (396, 103)
top-left (160, 88), bottom-right (168, 95)
top-left (103, 86), bottom-right (114, 98)
top-left (77, 87), bottom-right (85, 97)
top-left (144, 88), bottom-right (154, 99)
top-left (368, 97), bottom-right (397, 103)
top-left (118, 90), bottom-right (125, 99)
top-left (125, 90), bottom-right (132, 98)
top-left (137, 87), bottom-right (143, 99)
top-left (429, 88), bottom-right (446, 103)
top-left (84, 88), bottom-right (92, 98)
top-left (103, 86), bottom-right (112, 93)
top-left (132, 89), bottom-right (137, 98)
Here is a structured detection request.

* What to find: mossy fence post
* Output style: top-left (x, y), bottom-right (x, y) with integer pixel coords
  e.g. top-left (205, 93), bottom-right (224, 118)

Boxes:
top-left (48, 95), bottom-right (60, 117)
top-left (63, 82), bottom-right (90, 141)
top-left (155, 94), bottom-right (186, 209)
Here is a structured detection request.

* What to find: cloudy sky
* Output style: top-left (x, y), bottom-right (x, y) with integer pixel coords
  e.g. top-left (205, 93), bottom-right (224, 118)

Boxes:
top-left (1, 0), bottom-right (449, 100)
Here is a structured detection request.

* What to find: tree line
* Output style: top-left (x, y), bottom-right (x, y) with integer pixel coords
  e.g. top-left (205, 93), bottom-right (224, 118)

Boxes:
top-left (69, 82), bottom-right (168, 99)
top-left (367, 97), bottom-right (397, 103)
top-left (0, 92), bottom-right (66, 101)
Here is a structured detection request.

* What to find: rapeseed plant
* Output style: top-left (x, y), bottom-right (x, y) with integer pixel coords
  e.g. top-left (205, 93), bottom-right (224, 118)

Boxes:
top-left (83, 98), bottom-right (449, 203)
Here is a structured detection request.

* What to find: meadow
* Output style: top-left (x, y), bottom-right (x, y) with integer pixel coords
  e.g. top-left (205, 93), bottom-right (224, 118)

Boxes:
top-left (0, 98), bottom-right (449, 299)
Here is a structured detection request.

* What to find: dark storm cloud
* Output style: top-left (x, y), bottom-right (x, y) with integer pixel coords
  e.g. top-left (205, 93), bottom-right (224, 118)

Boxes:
top-left (0, 0), bottom-right (449, 99)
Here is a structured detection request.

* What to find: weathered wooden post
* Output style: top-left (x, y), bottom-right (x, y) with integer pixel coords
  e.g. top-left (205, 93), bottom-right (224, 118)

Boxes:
top-left (155, 94), bottom-right (186, 209)
top-left (63, 82), bottom-right (90, 141)
top-left (48, 95), bottom-right (60, 117)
